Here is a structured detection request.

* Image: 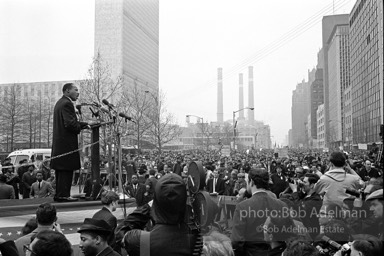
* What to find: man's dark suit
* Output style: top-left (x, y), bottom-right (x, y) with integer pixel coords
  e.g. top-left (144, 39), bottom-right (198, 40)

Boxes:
top-left (206, 177), bottom-right (225, 195)
top-left (125, 183), bottom-right (148, 207)
top-left (231, 190), bottom-right (287, 256)
top-left (50, 96), bottom-right (88, 198)
top-left (21, 172), bottom-right (36, 199)
top-left (270, 173), bottom-right (288, 197)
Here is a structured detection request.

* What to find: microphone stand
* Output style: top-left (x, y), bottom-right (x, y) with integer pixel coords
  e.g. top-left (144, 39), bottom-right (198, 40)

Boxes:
top-left (76, 105), bottom-right (85, 194)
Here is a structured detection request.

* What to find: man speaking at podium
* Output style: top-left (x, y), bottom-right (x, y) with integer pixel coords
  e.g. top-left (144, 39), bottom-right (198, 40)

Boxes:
top-left (51, 83), bottom-right (93, 202)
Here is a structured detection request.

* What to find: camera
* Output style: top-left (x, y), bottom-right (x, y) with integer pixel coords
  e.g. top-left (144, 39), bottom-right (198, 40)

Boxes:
top-left (315, 236), bottom-right (351, 256)
top-left (345, 188), bottom-right (367, 201)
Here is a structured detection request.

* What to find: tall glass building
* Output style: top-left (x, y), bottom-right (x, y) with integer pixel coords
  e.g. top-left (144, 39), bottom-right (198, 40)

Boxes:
top-left (95, 0), bottom-right (159, 94)
top-left (349, 0), bottom-right (383, 146)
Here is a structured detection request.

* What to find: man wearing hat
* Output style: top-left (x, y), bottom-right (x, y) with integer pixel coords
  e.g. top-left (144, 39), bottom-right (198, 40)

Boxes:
top-left (78, 218), bottom-right (120, 256)
top-left (365, 189), bottom-right (383, 240)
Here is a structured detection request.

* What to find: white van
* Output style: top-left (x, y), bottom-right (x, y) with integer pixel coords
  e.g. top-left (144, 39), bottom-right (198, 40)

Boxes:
top-left (7, 148), bottom-right (52, 168)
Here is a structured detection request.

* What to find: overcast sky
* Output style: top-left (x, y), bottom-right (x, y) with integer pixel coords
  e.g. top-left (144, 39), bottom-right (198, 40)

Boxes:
top-left (0, 0), bottom-right (356, 145)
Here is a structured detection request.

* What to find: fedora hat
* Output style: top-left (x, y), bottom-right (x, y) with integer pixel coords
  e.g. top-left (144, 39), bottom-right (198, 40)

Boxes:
top-left (77, 218), bottom-right (111, 234)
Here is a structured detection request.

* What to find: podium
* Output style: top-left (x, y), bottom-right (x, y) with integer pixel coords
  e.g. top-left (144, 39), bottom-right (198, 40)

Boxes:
top-left (88, 121), bottom-right (112, 199)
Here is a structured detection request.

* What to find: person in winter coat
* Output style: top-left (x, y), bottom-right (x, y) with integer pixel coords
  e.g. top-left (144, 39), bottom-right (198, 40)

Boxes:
top-left (314, 151), bottom-right (363, 211)
top-left (123, 173), bottom-right (198, 256)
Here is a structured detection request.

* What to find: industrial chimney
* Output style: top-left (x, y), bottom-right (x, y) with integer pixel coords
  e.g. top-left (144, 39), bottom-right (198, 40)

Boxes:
top-left (239, 73), bottom-right (244, 120)
top-left (217, 67), bottom-right (224, 123)
top-left (248, 66), bottom-right (255, 124)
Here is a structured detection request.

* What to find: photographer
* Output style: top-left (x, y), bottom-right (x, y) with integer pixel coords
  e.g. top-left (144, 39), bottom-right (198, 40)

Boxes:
top-left (289, 173), bottom-right (322, 240)
top-left (122, 173), bottom-right (197, 256)
top-left (15, 203), bottom-right (63, 256)
top-left (364, 189), bottom-right (383, 240)
top-left (283, 239), bottom-right (320, 256)
top-left (333, 234), bottom-right (383, 256)
top-left (358, 160), bottom-right (380, 182)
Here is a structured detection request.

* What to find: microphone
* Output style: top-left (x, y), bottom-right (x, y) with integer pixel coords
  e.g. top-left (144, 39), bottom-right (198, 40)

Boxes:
top-left (76, 105), bottom-right (82, 115)
top-left (119, 113), bottom-right (135, 123)
top-left (100, 106), bottom-right (110, 114)
top-left (102, 99), bottom-right (114, 109)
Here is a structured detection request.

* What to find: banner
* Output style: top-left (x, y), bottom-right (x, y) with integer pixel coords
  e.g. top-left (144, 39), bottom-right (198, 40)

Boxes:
top-left (358, 143), bottom-right (368, 150)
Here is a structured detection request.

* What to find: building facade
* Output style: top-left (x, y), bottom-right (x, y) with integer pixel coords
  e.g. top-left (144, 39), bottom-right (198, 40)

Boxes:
top-left (321, 14), bottom-right (349, 149)
top-left (95, 0), bottom-right (159, 95)
top-left (327, 24), bottom-right (350, 150)
top-left (309, 68), bottom-right (324, 147)
top-left (291, 80), bottom-right (309, 148)
top-left (349, 0), bottom-right (384, 146)
top-left (317, 104), bottom-right (325, 149)
top-left (0, 81), bottom-right (73, 151)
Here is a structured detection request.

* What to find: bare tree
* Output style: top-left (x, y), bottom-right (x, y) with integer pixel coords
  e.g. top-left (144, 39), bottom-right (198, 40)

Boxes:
top-left (0, 84), bottom-right (25, 151)
top-left (221, 122), bottom-right (234, 146)
top-left (121, 81), bottom-right (152, 151)
top-left (146, 92), bottom-right (182, 154)
top-left (24, 97), bottom-right (39, 148)
top-left (78, 51), bottom-right (123, 155)
top-left (78, 51), bottom-right (123, 105)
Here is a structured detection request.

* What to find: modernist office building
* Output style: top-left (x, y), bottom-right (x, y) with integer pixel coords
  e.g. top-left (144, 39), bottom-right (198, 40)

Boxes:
top-left (309, 68), bottom-right (324, 147)
top-left (291, 80), bottom-right (310, 148)
top-left (327, 24), bottom-right (350, 149)
top-left (317, 104), bottom-right (326, 149)
top-left (349, 0), bottom-right (383, 146)
top-left (95, 0), bottom-right (159, 95)
top-left (321, 14), bottom-right (349, 149)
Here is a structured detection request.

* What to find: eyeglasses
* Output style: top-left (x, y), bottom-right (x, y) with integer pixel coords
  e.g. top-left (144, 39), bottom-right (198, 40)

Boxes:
top-left (23, 244), bottom-right (35, 255)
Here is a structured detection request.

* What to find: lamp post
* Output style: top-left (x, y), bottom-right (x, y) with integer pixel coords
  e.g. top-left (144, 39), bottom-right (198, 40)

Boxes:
top-left (186, 114), bottom-right (204, 149)
top-left (233, 107), bottom-right (254, 150)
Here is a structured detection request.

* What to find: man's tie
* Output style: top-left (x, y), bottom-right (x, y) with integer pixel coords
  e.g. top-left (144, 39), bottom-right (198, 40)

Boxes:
top-left (213, 179), bottom-right (216, 193)
top-left (38, 182), bottom-right (41, 190)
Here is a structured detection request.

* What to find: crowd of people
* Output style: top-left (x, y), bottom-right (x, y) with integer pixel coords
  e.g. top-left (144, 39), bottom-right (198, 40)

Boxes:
top-left (1, 83), bottom-right (383, 255)
top-left (0, 146), bottom-right (383, 256)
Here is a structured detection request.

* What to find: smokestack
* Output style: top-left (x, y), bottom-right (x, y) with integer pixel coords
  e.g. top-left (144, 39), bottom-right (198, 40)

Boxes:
top-left (239, 73), bottom-right (244, 120)
top-left (248, 66), bottom-right (254, 124)
top-left (217, 67), bottom-right (224, 123)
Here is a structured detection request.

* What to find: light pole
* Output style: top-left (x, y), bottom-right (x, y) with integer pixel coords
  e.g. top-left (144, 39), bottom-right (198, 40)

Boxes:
top-left (233, 107), bottom-right (254, 150)
top-left (186, 114), bottom-right (204, 149)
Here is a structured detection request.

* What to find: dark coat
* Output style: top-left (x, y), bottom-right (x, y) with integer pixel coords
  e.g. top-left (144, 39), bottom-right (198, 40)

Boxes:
top-left (291, 191), bottom-right (322, 240)
top-left (0, 183), bottom-right (15, 199)
top-left (93, 207), bottom-right (117, 247)
top-left (97, 246), bottom-right (120, 256)
top-left (206, 177), bottom-right (225, 195)
top-left (21, 171), bottom-right (36, 199)
top-left (0, 240), bottom-right (19, 256)
top-left (123, 174), bottom-right (195, 256)
top-left (270, 173), bottom-right (289, 197)
top-left (50, 96), bottom-right (88, 171)
top-left (231, 191), bottom-right (286, 256)
top-left (172, 162), bottom-right (182, 176)
top-left (125, 183), bottom-right (148, 207)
